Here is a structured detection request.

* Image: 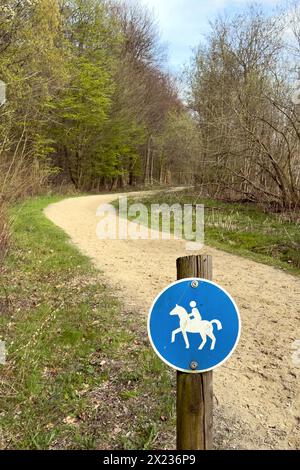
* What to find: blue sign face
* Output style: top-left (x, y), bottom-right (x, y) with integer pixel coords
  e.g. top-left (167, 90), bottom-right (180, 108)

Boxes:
top-left (148, 278), bottom-right (241, 373)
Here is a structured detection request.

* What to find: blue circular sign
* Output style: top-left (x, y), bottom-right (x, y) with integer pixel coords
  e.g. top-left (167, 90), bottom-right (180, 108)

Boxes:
top-left (148, 278), bottom-right (241, 373)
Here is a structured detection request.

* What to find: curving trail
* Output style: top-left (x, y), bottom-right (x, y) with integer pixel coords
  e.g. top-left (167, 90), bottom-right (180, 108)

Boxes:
top-left (45, 191), bottom-right (300, 449)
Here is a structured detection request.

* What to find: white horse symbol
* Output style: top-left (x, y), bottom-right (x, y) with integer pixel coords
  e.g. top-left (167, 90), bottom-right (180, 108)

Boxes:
top-left (170, 302), bottom-right (222, 350)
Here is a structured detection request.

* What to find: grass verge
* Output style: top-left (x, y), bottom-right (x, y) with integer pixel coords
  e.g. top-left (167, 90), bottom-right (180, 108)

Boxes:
top-left (0, 196), bottom-right (175, 449)
top-left (114, 189), bottom-right (300, 276)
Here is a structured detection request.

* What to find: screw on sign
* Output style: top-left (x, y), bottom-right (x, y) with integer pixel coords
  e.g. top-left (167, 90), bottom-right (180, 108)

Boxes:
top-left (148, 254), bottom-right (241, 450)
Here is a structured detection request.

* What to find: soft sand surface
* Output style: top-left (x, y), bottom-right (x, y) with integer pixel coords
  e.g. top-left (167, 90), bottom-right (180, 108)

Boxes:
top-left (45, 191), bottom-right (300, 449)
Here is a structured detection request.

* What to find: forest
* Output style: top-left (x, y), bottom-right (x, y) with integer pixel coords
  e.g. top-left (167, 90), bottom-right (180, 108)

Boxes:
top-left (0, 0), bottom-right (300, 261)
top-left (1, 0), bottom-right (300, 452)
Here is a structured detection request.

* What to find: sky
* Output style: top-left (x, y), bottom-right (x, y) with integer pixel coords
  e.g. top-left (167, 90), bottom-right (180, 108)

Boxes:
top-left (141, 0), bottom-right (286, 72)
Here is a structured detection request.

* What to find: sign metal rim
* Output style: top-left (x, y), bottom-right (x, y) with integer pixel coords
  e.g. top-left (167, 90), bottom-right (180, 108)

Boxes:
top-left (147, 277), bottom-right (241, 373)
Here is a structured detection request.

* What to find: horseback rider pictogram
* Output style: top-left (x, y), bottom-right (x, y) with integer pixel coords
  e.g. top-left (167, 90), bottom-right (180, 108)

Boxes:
top-left (170, 301), bottom-right (222, 350)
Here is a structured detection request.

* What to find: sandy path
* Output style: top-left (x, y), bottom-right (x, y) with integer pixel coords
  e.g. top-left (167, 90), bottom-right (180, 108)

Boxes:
top-left (45, 191), bottom-right (300, 449)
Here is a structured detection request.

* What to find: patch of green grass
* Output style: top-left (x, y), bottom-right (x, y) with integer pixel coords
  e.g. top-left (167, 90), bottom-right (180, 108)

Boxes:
top-left (0, 195), bottom-right (175, 450)
top-left (119, 421), bottom-right (158, 450)
top-left (119, 390), bottom-right (139, 400)
top-left (114, 190), bottom-right (300, 276)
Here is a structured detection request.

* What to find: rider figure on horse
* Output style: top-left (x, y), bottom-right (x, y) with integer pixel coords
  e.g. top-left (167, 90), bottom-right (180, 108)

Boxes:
top-left (188, 301), bottom-right (202, 322)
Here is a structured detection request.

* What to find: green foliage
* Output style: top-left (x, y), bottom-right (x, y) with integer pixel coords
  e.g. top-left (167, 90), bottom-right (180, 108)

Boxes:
top-left (0, 0), bottom-right (180, 193)
top-left (0, 0), bottom-right (69, 203)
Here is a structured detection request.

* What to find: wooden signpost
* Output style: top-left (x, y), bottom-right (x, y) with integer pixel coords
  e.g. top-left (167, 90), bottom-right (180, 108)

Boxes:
top-left (176, 255), bottom-right (213, 450)
top-left (148, 253), bottom-right (240, 451)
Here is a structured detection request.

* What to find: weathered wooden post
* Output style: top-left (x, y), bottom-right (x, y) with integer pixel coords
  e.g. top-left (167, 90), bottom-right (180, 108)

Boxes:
top-left (148, 254), bottom-right (240, 452)
top-left (176, 254), bottom-right (213, 450)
